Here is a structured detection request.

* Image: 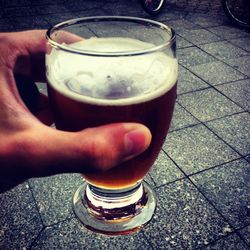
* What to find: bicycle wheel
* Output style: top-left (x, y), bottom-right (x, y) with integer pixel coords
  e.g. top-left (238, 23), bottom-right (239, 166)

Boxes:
top-left (141, 0), bottom-right (165, 15)
top-left (221, 0), bottom-right (250, 29)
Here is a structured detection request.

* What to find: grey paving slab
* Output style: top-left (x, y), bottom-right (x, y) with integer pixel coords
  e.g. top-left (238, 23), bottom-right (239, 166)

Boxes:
top-left (64, 1), bottom-right (105, 12)
top-left (230, 36), bottom-right (250, 53)
top-left (178, 47), bottom-right (217, 67)
top-left (36, 82), bottom-right (47, 96)
top-left (227, 55), bottom-right (250, 77)
top-left (28, 174), bottom-right (82, 226)
top-left (191, 158), bottom-right (250, 229)
top-left (176, 34), bottom-right (193, 49)
top-left (157, 10), bottom-right (188, 21)
top-left (207, 25), bottom-right (250, 39)
top-left (199, 41), bottom-right (250, 61)
top-left (177, 88), bottom-right (243, 122)
top-left (163, 124), bottom-right (240, 175)
top-left (177, 65), bottom-right (210, 94)
top-left (189, 61), bottom-right (247, 85)
top-left (35, 4), bottom-right (71, 15)
top-left (9, 16), bottom-right (49, 31)
top-left (169, 102), bottom-right (200, 131)
top-left (178, 29), bottom-right (222, 45)
top-left (0, 18), bottom-right (14, 31)
top-left (0, 183), bottom-right (43, 249)
top-left (206, 112), bottom-right (250, 156)
top-left (167, 18), bottom-right (201, 32)
top-left (1, 0), bottom-right (32, 6)
top-left (245, 155), bottom-right (250, 164)
top-left (102, 0), bottom-right (147, 17)
top-left (44, 12), bottom-right (79, 26)
top-left (149, 150), bottom-right (184, 187)
top-left (202, 233), bottom-right (249, 250)
top-left (215, 79), bottom-right (250, 112)
top-left (31, 218), bottom-right (151, 249)
top-left (2, 6), bottom-right (38, 17)
top-left (184, 13), bottom-right (228, 28)
top-left (143, 179), bottom-right (232, 249)
top-left (239, 225), bottom-right (250, 246)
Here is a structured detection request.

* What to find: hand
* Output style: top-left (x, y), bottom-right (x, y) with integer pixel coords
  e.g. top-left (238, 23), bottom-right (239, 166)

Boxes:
top-left (0, 30), bottom-right (151, 192)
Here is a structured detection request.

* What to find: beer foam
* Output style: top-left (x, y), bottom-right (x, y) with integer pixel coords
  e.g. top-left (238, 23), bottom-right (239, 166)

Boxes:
top-left (46, 37), bottom-right (177, 105)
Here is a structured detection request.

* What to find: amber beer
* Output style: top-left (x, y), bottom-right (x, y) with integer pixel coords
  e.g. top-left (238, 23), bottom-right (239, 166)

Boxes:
top-left (47, 37), bottom-right (177, 189)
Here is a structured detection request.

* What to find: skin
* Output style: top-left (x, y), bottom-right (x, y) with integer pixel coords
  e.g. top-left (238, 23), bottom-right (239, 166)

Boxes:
top-left (0, 30), bottom-right (152, 193)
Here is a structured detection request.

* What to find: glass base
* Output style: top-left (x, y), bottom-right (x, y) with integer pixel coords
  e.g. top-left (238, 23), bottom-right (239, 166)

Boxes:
top-left (72, 181), bottom-right (156, 235)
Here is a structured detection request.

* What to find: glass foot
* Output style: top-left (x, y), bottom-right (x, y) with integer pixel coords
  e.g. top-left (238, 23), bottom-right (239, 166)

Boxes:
top-left (72, 181), bottom-right (156, 235)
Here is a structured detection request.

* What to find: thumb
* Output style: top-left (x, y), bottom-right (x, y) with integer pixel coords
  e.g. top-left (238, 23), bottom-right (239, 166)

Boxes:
top-left (9, 123), bottom-right (152, 178)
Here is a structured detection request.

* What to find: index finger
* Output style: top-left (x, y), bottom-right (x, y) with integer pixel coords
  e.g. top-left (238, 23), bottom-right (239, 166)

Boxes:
top-left (13, 30), bottom-right (83, 82)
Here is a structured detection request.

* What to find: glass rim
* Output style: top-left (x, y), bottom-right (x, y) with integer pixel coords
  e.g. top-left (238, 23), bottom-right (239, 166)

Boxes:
top-left (46, 16), bottom-right (176, 57)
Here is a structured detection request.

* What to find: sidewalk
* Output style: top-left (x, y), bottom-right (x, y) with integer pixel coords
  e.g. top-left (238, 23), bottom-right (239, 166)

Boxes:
top-left (0, 0), bottom-right (249, 249)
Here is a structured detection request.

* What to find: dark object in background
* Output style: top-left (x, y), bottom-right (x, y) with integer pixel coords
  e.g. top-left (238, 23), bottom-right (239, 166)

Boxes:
top-left (140, 0), bottom-right (165, 15)
top-left (15, 74), bottom-right (40, 114)
top-left (221, 0), bottom-right (250, 29)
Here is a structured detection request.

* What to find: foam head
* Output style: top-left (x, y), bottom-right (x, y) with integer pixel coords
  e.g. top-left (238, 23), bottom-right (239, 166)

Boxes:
top-left (46, 37), bottom-right (178, 105)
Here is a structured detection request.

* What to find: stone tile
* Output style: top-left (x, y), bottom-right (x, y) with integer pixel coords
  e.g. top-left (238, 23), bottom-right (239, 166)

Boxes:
top-left (178, 47), bottom-right (217, 67)
top-left (0, 0), bottom-right (30, 7)
top-left (0, 183), bottom-right (43, 249)
top-left (44, 13), bottom-right (79, 26)
top-left (167, 18), bottom-right (201, 32)
top-left (9, 16), bottom-right (49, 31)
top-left (178, 29), bottom-right (222, 45)
top-left (230, 36), bottom-right (250, 53)
top-left (31, 218), bottom-right (151, 249)
top-left (245, 155), bottom-right (250, 164)
top-left (177, 88), bottom-right (243, 122)
top-left (191, 159), bottom-right (250, 229)
top-left (202, 233), bottom-right (249, 250)
top-left (215, 79), bottom-right (250, 111)
top-left (64, 1), bottom-right (105, 12)
top-left (227, 56), bottom-right (250, 77)
top-left (199, 41), bottom-right (249, 61)
top-left (149, 150), bottom-right (184, 187)
top-left (189, 61), bottom-right (247, 85)
top-left (144, 173), bottom-right (155, 188)
top-left (102, 0), bottom-right (146, 16)
top-left (206, 112), bottom-right (250, 156)
top-left (3, 6), bottom-right (37, 17)
top-left (163, 124), bottom-right (240, 175)
top-left (74, 8), bottom-right (109, 18)
top-left (36, 82), bottom-right (47, 96)
top-left (185, 13), bottom-right (228, 28)
top-left (0, 18), bottom-right (14, 31)
top-left (239, 225), bottom-right (250, 246)
top-left (35, 4), bottom-right (70, 15)
top-left (155, 10), bottom-right (188, 22)
top-left (207, 25), bottom-right (250, 39)
top-left (177, 65), bottom-right (210, 94)
top-left (143, 179), bottom-right (232, 249)
top-left (169, 102), bottom-right (200, 131)
top-left (28, 174), bottom-right (83, 226)
top-left (176, 35), bottom-right (193, 49)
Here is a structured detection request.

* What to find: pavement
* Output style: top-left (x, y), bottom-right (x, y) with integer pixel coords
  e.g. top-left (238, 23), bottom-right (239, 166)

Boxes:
top-left (0, 0), bottom-right (250, 249)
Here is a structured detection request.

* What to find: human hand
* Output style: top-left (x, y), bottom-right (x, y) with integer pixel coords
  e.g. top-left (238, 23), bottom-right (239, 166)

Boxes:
top-left (0, 30), bottom-right (151, 192)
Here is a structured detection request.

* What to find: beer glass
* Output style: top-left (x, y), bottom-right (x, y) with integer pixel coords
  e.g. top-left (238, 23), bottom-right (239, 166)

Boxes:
top-left (46, 16), bottom-right (177, 235)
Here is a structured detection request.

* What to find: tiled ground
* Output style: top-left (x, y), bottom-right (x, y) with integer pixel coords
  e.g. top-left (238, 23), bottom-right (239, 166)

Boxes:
top-left (0, 0), bottom-right (249, 249)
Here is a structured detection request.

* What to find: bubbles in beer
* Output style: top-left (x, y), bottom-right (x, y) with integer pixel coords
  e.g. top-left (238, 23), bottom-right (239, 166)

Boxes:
top-left (46, 37), bottom-right (177, 104)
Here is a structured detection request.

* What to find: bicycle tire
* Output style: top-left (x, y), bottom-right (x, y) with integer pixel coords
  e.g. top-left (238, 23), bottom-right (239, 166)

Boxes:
top-left (140, 0), bottom-right (165, 15)
top-left (221, 0), bottom-right (250, 29)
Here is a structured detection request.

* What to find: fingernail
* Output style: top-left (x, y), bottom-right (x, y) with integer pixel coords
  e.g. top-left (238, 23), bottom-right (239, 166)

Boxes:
top-left (124, 128), bottom-right (151, 156)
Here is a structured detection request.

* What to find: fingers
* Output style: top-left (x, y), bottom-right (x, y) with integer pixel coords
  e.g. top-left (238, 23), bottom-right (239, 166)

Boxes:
top-left (1, 30), bottom-right (83, 82)
top-left (1, 123), bottom-right (151, 179)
